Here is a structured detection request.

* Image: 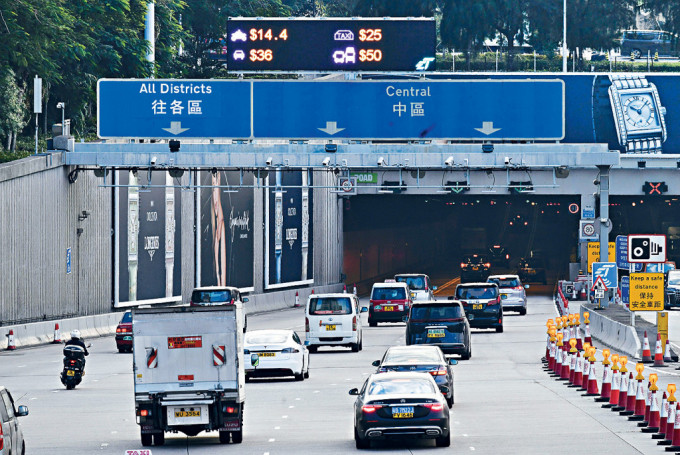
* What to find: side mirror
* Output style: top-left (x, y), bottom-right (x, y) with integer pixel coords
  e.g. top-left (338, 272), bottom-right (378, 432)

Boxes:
top-left (250, 353), bottom-right (260, 367)
top-left (16, 405), bottom-right (28, 417)
top-left (349, 388), bottom-right (359, 396)
top-left (432, 286), bottom-right (438, 291)
top-left (243, 297), bottom-right (249, 303)
top-left (524, 285), bottom-right (530, 289)
top-left (439, 385), bottom-right (450, 394)
top-left (402, 316), bottom-right (408, 323)
top-left (448, 358), bottom-right (458, 366)
top-left (360, 306), bottom-right (368, 313)
top-left (304, 340), bottom-right (310, 346)
top-left (371, 360), bottom-right (381, 367)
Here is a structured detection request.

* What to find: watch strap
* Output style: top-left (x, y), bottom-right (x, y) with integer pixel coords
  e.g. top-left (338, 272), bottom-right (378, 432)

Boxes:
top-left (609, 74), bottom-right (650, 90)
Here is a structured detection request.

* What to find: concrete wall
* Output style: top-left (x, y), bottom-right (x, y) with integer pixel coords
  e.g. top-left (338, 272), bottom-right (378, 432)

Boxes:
top-left (579, 305), bottom-right (641, 359)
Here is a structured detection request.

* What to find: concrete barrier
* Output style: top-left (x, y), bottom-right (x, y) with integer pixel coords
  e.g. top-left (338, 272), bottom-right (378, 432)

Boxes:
top-left (579, 306), bottom-right (641, 359)
top-left (245, 284), bottom-right (344, 315)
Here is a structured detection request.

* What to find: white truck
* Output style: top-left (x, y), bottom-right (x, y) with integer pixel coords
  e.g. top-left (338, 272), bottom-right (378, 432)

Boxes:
top-left (132, 306), bottom-right (245, 446)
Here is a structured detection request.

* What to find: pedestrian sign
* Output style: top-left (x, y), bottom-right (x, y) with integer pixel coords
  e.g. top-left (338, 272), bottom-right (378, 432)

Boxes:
top-left (629, 273), bottom-right (664, 311)
top-left (591, 276), bottom-right (608, 292)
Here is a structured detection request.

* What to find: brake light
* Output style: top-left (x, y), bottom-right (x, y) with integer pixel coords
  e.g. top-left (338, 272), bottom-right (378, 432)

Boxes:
top-left (226, 406), bottom-right (236, 414)
top-left (305, 317), bottom-right (309, 332)
top-left (70, 360), bottom-right (76, 365)
top-left (352, 315), bottom-right (357, 331)
top-left (514, 286), bottom-right (523, 290)
top-left (362, 405), bottom-right (382, 413)
top-left (460, 263), bottom-right (467, 268)
top-left (430, 367), bottom-right (447, 376)
top-left (140, 409), bottom-right (149, 417)
top-left (116, 327), bottom-right (122, 333)
top-left (0, 416), bottom-right (3, 450)
top-left (424, 403), bottom-right (444, 412)
top-left (484, 263), bottom-right (491, 268)
top-left (505, 254), bottom-right (510, 259)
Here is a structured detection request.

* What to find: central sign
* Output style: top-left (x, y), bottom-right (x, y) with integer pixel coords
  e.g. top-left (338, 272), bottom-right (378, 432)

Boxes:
top-left (98, 79), bottom-right (565, 140)
top-left (629, 273), bottom-right (664, 311)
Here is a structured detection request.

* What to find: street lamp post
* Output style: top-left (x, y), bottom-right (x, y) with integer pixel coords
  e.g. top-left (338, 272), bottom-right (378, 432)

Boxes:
top-left (563, 0), bottom-right (568, 73)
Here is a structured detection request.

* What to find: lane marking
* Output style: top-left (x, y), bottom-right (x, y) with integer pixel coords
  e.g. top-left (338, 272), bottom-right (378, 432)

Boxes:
top-left (295, 397), bottom-right (301, 401)
top-left (288, 405), bottom-right (295, 409)
top-left (462, 434), bottom-right (468, 437)
top-left (268, 438), bottom-right (275, 442)
top-left (274, 426), bottom-right (280, 430)
top-left (434, 277), bottom-right (462, 295)
top-left (101, 443), bottom-right (109, 448)
top-left (282, 415), bottom-right (288, 419)
top-left (17, 365), bottom-right (26, 368)
top-left (30, 397), bottom-right (37, 401)
top-left (470, 447), bottom-right (475, 451)
top-left (313, 390), bottom-right (320, 393)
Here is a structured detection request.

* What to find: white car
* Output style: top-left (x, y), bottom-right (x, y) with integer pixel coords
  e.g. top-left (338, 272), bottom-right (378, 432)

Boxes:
top-left (0, 386), bottom-right (28, 455)
top-left (244, 330), bottom-right (310, 381)
top-left (305, 293), bottom-right (364, 352)
top-left (394, 273), bottom-right (437, 301)
top-left (486, 274), bottom-right (528, 315)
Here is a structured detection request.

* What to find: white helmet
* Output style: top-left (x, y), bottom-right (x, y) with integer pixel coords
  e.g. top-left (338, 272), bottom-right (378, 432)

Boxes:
top-left (70, 329), bottom-right (81, 339)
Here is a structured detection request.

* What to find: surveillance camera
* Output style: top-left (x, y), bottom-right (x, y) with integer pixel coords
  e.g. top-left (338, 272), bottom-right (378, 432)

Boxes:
top-left (444, 156), bottom-right (454, 167)
top-left (504, 157), bottom-right (511, 165)
top-left (322, 157), bottom-right (331, 166)
top-left (150, 156), bottom-right (157, 165)
top-left (377, 156), bottom-right (386, 166)
top-left (265, 156), bottom-right (273, 166)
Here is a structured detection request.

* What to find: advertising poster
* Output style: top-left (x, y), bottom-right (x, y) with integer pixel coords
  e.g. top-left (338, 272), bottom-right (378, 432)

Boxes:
top-left (118, 170), bottom-right (182, 304)
top-left (199, 170), bottom-right (254, 289)
top-left (266, 170), bottom-right (313, 288)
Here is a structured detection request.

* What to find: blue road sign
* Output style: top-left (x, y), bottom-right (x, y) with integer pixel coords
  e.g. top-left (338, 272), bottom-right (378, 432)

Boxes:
top-left (253, 80), bottom-right (564, 140)
top-left (593, 262), bottom-right (618, 289)
top-left (620, 276), bottom-right (629, 304)
top-left (98, 79), bottom-right (564, 140)
top-left (66, 247), bottom-right (71, 274)
top-left (98, 79), bottom-right (252, 138)
top-left (615, 235), bottom-right (643, 271)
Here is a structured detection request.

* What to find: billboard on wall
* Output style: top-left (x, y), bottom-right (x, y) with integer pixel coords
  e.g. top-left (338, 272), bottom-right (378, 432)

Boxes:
top-left (117, 171), bottom-right (182, 304)
top-left (266, 170), bottom-right (313, 289)
top-left (199, 171), bottom-right (254, 289)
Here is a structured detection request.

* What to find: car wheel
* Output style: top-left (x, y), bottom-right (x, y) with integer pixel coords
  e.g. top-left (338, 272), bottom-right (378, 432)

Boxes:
top-left (519, 308), bottom-right (527, 316)
top-left (304, 368), bottom-right (310, 379)
top-left (231, 430), bottom-right (243, 444)
top-left (351, 342), bottom-right (360, 352)
top-left (294, 371), bottom-right (304, 381)
top-left (308, 346), bottom-right (318, 353)
top-left (359, 336), bottom-right (363, 351)
top-left (632, 48), bottom-right (642, 59)
top-left (496, 324), bottom-right (504, 333)
top-left (118, 347), bottom-right (125, 353)
top-left (436, 431), bottom-right (451, 447)
top-left (141, 433), bottom-right (152, 447)
top-left (153, 432), bottom-right (165, 446)
top-left (447, 395), bottom-right (454, 407)
top-left (355, 427), bottom-right (370, 449)
top-left (219, 430), bottom-right (230, 444)
top-left (460, 349), bottom-right (470, 360)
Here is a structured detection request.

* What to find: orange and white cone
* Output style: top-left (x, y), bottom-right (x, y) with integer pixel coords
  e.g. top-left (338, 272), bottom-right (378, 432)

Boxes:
top-left (642, 331), bottom-right (653, 363)
top-left (639, 381), bottom-right (652, 427)
top-left (584, 323), bottom-right (592, 346)
top-left (643, 386), bottom-right (661, 433)
top-left (666, 403), bottom-right (680, 451)
top-left (654, 333), bottom-right (666, 367)
top-left (662, 400), bottom-right (677, 446)
top-left (294, 291), bottom-right (300, 308)
top-left (605, 363), bottom-right (621, 408)
top-left (614, 369), bottom-right (629, 412)
top-left (6, 329), bottom-right (15, 350)
top-left (575, 318), bottom-right (583, 351)
top-left (353, 283), bottom-right (357, 296)
top-left (596, 361), bottom-right (612, 402)
top-left (585, 360), bottom-right (599, 396)
top-left (52, 323), bottom-right (62, 343)
top-left (629, 379), bottom-right (647, 421)
top-left (571, 352), bottom-right (583, 389)
top-left (548, 339), bottom-right (556, 372)
top-left (343, 284), bottom-right (347, 293)
top-left (622, 373), bottom-right (637, 416)
top-left (664, 340), bottom-right (673, 364)
top-left (581, 353), bottom-right (591, 391)
top-left (655, 392), bottom-right (669, 440)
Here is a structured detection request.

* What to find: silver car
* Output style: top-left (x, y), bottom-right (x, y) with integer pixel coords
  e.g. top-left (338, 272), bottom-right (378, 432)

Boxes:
top-left (0, 386), bottom-right (28, 455)
top-left (487, 275), bottom-right (528, 315)
top-left (394, 274), bottom-right (437, 302)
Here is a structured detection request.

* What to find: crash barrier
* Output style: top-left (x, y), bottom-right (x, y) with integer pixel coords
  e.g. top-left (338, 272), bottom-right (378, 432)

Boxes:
top-left (555, 282), bottom-right (570, 316)
top-left (1, 283), bottom-right (344, 350)
top-left (579, 305), bottom-right (641, 360)
top-left (543, 314), bottom-right (680, 445)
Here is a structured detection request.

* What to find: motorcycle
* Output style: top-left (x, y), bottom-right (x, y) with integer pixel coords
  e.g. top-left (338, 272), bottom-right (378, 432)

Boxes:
top-left (60, 344), bottom-right (90, 390)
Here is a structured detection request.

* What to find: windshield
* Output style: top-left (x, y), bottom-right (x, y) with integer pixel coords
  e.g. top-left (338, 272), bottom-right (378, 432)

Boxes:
top-left (372, 287), bottom-right (406, 300)
top-left (308, 297), bottom-right (352, 315)
top-left (395, 276), bottom-right (426, 290)
top-left (410, 305), bottom-right (463, 321)
top-left (368, 378), bottom-right (436, 395)
top-left (191, 290), bottom-right (232, 304)
top-left (488, 278), bottom-right (520, 288)
top-left (246, 333), bottom-right (288, 345)
top-left (384, 349), bottom-right (441, 364)
top-left (669, 279), bottom-right (680, 286)
top-left (456, 286), bottom-right (497, 299)
top-left (121, 311), bottom-right (132, 323)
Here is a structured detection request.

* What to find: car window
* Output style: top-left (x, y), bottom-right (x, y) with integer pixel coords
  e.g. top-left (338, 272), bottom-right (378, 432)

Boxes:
top-left (456, 286), bottom-right (497, 299)
top-left (308, 297), bottom-right (352, 315)
top-left (368, 378), bottom-right (435, 395)
top-left (489, 278), bottom-right (520, 288)
top-left (372, 287), bottom-right (406, 300)
top-left (395, 276), bottom-right (425, 290)
top-left (410, 304), bottom-right (463, 321)
top-left (669, 278), bottom-right (680, 286)
top-left (384, 349), bottom-right (441, 364)
top-left (191, 290), bottom-right (232, 304)
top-left (292, 332), bottom-right (302, 345)
top-left (245, 333), bottom-right (288, 345)
top-left (121, 311), bottom-right (132, 323)
top-left (0, 391), bottom-right (14, 419)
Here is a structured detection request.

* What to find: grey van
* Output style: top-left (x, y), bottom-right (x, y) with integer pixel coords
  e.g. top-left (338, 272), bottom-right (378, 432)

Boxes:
top-left (621, 30), bottom-right (674, 59)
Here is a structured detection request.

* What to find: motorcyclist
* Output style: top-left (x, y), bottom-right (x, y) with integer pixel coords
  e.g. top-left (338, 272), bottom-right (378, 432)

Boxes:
top-left (65, 329), bottom-right (89, 356)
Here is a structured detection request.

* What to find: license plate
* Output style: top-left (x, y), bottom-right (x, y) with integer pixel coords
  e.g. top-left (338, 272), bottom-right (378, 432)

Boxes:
top-left (174, 410), bottom-right (200, 418)
top-left (259, 352), bottom-right (275, 357)
top-left (473, 304), bottom-right (483, 310)
top-left (472, 266), bottom-right (479, 270)
top-left (383, 306), bottom-right (395, 312)
top-left (66, 370), bottom-right (75, 376)
top-left (325, 325), bottom-right (336, 331)
top-left (528, 270), bottom-right (536, 274)
top-left (392, 406), bottom-right (414, 418)
top-left (501, 294), bottom-right (508, 300)
top-left (427, 329), bottom-right (445, 338)
top-left (123, 336), bottom-right (132, 340)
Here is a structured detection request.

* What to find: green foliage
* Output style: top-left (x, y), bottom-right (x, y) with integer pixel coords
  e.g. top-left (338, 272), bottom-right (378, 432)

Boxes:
top-left (0, 67), bottom-right (27, 151)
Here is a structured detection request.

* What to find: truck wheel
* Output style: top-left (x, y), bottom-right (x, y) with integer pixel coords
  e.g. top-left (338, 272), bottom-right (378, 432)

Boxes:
top-left (219, 430), bottom-right (230, 444)
top-left (141, 433), bottom-right (152, 447)
top-left (231, 430), bottom-right (243, 444)
top-left (369, 321), bottom-right (377, 328)
top-left (351, 343), bottom-right (360, 352)
top-left (153, 432), bottom-right (165, 446)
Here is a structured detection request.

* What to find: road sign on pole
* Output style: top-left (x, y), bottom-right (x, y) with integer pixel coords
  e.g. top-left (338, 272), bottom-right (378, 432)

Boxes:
top-left (629, 273), bottom-right (664, 311)
top-left (591, 276), bottom-right (608, 292)
top-left (592, 262), bottom-right (618, 289)
top-left (620, 276), bottom-right (629, 305)
top-left (627, 234), bottom-right (667, 263)
top-left (615, 235), bottom-right (643, 271)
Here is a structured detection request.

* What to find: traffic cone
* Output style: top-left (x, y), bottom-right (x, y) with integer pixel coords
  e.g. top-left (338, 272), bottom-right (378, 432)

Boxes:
top-left (621, 372), bottom-right (637, 416)
top-left (52, 323), bottom-right (62, 343)
top-left (311, 289), bottom-right (314, 294)
top-left (665, 403), bottom-right (680, 451)
top-left (661, 400), bottom-right (677, 446)
top-left (642, 331), bottom-right (653, 363)
top-left (544, 319), bottom-right (555, 364)
top-left (581, 344), bottom-right (593, 391)
top-left (583, 312), bottom-right (592, 346)
top-left (664, 340), bottom-right (673, 364)
top-left (560, 339), bottom-right (573, 381)
top-left (643, 375), bottom-right (661, 433)
top-left (613, 361), bottom-right (629, 412)
top-left (604, 354), bottom-right (620, 408)
top-left (294, 291), bottom-right (300, 308)
top-left (6, 329), bottom-right (15, 350)
top-left (629, 364), bottom-right (646, 421)
top-left (654, 392), bottom-right (669, 439)
top-left (658, 385), bottom-right (676, 444)
top-left (570, 352), bottom-right (583, 388)
top-left (568, 339), bottom-right (578, 385)
top-left (353, 283), bottom-right (357, 296)
top-left (553, 333), bottom-right (564, 377)
top-left (585, 352), bottom-right (599, 396)
top-left (595, 349), bottom-right (612, 402)
top-left (654, 333), bottom-right (666, 367)
top-left (638, 381), bottom-right (652, 427)
top-left (575, 314), bottom-right (583, 351)
top-left (343, 284), bottom-right (347, 294)
top-left (547, 334), bottom-right (557, 372)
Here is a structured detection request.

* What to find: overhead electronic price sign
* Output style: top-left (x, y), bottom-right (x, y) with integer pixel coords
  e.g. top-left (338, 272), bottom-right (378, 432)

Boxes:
top-left (226, 18), bottom-right (436, 72)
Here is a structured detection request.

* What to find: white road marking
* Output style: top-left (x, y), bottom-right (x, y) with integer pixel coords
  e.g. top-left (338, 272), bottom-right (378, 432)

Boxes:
top-left (295, 397), bottom-right (301, 401)
top-left (111, 431), bottom-right (118, 434)
top-left (51, 390), bottom-right (59, 393)
top-left (268, 438), bottom-right (275, 442)
top-left (463, 434), bottom-right (468, 437)
top-left (30, 397), bottom-right (37, 400)
top-left (313, 390), bottom-right (320, 393)
top-left (470, 447), bottom-right (476, 451)
top-left (330, 383), bottom-right (337, 386)
top-left (17, 365), bottom-right (25, 368)
top-left (274, 426), bottom-right (280, 430)
top-left (282, 415), bottom-right (288, 419)
top-left (101, 443), bottom-right (109, 448)
top-left (289, 405), bottom-right (294, 408)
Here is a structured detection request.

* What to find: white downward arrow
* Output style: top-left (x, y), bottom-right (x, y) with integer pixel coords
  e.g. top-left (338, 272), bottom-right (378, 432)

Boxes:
top-left (318, 121), bottom-right (345, 135)
top-left (162, 121), bottom-right (189, 135)
top-left (474, 121), bottom-right (501, 135)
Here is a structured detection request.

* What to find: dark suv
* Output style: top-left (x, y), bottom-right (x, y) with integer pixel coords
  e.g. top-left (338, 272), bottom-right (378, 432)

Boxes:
top-left (454, 283), bottom-right (503, 332)
top-left (460, 254), bottom-right (491, 282)
top-left (405, 301), bottom-right (471, 359)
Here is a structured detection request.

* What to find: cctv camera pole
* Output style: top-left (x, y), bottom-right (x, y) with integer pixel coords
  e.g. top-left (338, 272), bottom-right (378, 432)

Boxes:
top-left (597, 165), bottom-right (610, 308)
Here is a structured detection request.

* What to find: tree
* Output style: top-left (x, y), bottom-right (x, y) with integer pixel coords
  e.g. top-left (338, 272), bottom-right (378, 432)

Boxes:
top-left (0, 68), bottom-right (27, 152)
top-left (440, 0), bottom-right (494, 65)
top-left (644, 1), bottom-right (680, 35)
top-left (352, 0), bottom-right (439, 17)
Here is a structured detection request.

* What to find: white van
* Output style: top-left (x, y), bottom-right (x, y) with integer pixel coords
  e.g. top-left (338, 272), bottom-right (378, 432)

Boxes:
top-left (305, 293), bottom-right (365, 353)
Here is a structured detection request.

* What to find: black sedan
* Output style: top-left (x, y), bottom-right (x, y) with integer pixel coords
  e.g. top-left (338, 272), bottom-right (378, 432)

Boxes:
top-left (460, 253), bottom-right (491, 282)
top-left (350, 372), bottom-right (451, 449)
top-left (372, 345), bottom-right (457, 406)
top-left (404, 301), bottom-right (471, 360)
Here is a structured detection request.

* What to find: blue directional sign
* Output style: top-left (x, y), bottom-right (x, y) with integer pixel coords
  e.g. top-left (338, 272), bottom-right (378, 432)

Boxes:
top-left (98, 79), bottom-right (251, 138)
top-left (98, 79), bottom-right (564, 140)
top-left (615, 235), bottom-right (643, 271)
top-left (253, 80), bottom-right (564, 140)
top-left (620, 276), bottom-right (629, 304)
top-left (66, 247), bottom-right (71, 274)
top-left (593, 262), bottom-right (618, 289)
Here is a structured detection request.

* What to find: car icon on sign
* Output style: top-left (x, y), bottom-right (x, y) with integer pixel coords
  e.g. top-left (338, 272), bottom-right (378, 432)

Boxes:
top-left (231, 29), bottom-right (247, 42)
top-left (233, 50), bottom-right (246, 61)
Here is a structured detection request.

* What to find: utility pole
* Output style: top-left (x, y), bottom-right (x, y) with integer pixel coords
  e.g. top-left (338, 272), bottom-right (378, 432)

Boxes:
top-left (563, 0), bottom-right (568, 73)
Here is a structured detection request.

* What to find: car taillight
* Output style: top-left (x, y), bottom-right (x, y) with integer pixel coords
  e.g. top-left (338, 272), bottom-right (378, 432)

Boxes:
top-left (460, 301), bottom-right (468, 306)
top-left (0, 417), bottom-right (3, 449)
top-left (514, 286), bottom-right (523, 290)
top-left (430, 367), bottom-right (447, 376)
top-left (424, 403), bottom-right (444, 412)
top-left (362, 405), bottom-right (382, 413)
top-left (282, 348), bottom-right (300, 354)
top-left (137, 408), bottom-right (152, 417)
top-left (460, 263), bottom-right (467, 268)
top-left (505, 254), bottom-right (510, 259)
top-left (225, 406), bottom-right (236, 414)
top-left (305, 317), bottom-right (309, 332)
top-left (484, 263), bottom-right (491, 268)
top-left (70, 360), bottom-right (76, 365)
top-left (352, 315), bottom-right (357, 331)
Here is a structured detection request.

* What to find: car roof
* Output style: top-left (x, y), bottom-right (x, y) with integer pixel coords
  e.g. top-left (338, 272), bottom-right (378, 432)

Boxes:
top-left (368, 371), bottom-right (437, 381)
top-left (372, 282), bottom-right (409, 288)
top-left (385, 345), bottom-right (444, 356)
top-left (488, 275), bottom-right (521, 280)
top-left (193, 286), bottom-right (240, 291)
top-left (246, 329), bottom-right (293, 337)
top-left (457, 282), bottom-right (498, 287)
top-left (309, 293), bottom-right (354, 298)
top-left (411, 300), bottom-right (462, 307)
top-left (395, 273), bottom-right (428, 278)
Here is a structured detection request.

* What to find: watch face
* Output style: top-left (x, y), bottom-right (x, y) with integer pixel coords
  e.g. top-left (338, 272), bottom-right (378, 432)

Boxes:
top-left (621, 93), bottom-right (660, 130)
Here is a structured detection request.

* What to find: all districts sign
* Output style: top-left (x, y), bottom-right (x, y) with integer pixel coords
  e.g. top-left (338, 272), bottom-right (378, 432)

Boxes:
top-left (629, 273), bottom-right (665, 311)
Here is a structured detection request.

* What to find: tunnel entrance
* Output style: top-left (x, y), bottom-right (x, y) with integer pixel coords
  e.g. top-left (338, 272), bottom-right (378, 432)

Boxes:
top-left (343, 194), bottom-right (580, 290)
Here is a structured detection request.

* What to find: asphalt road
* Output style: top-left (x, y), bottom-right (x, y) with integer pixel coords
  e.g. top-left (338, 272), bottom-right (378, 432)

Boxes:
top-left (0, 293), bottom-right (670, 454)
